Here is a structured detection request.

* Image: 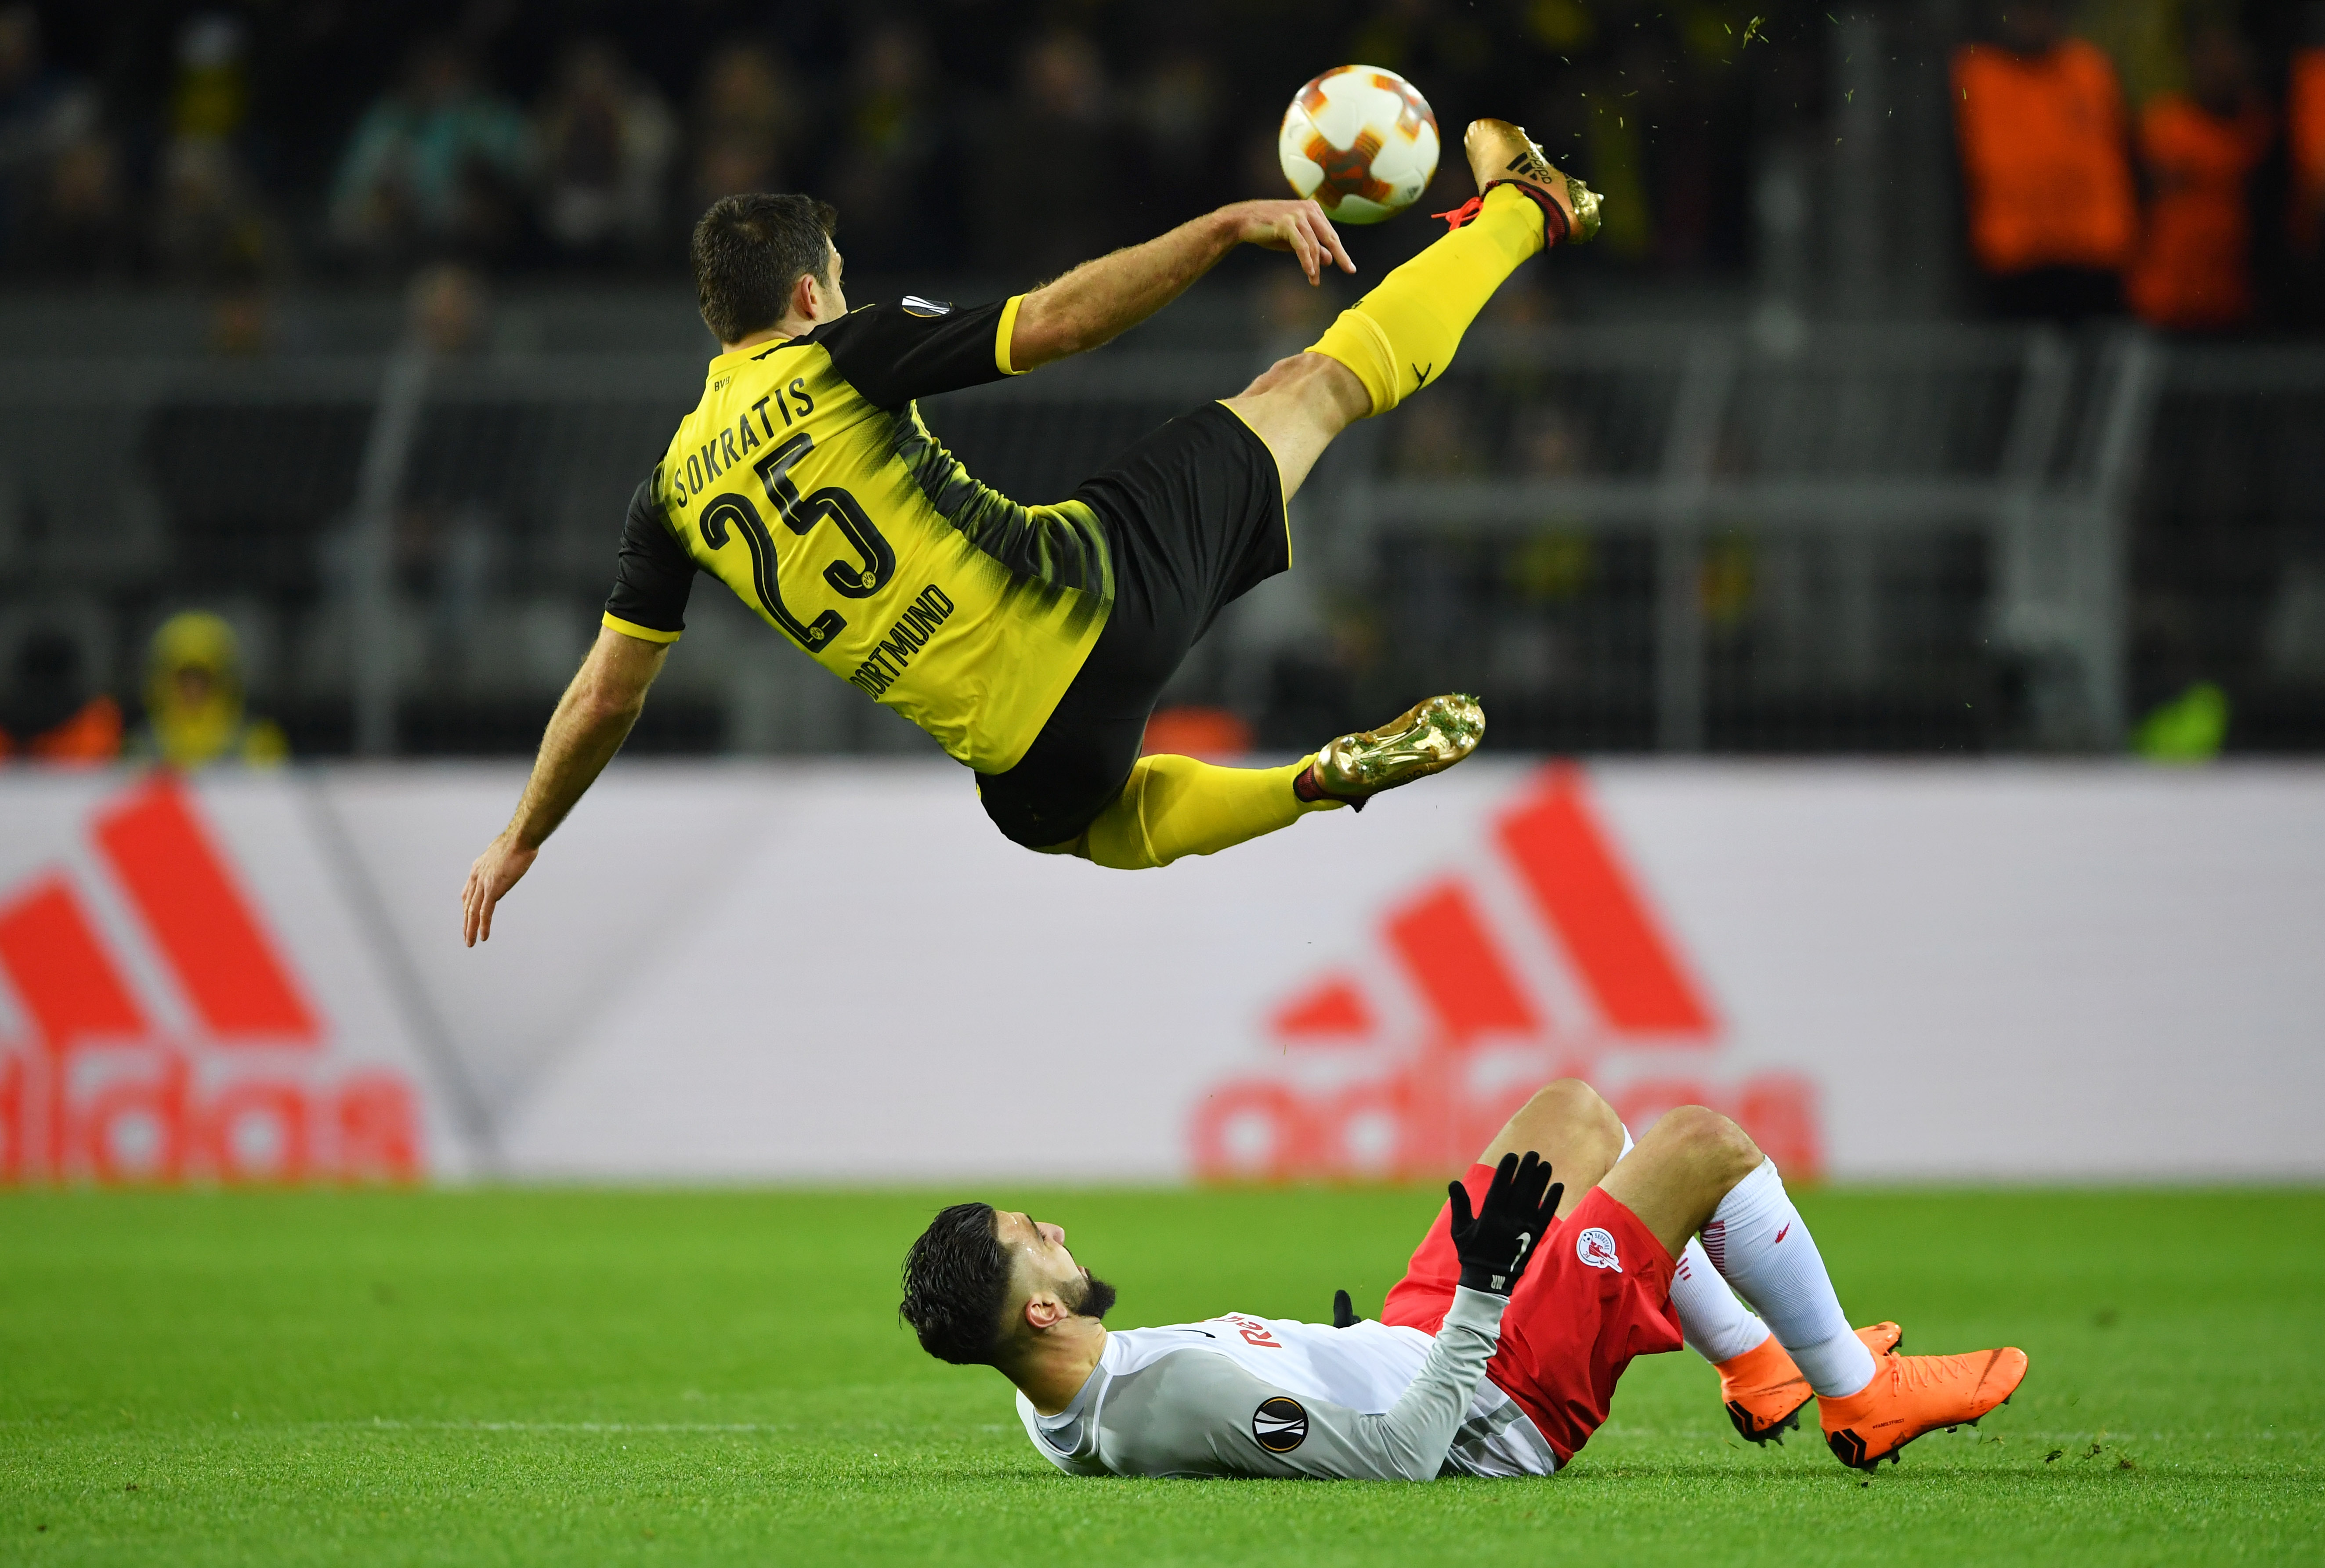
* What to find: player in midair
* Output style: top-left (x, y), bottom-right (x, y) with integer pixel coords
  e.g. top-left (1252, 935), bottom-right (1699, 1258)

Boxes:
top-left (464, 122), bottom-right (1597, 943)
top-left (898, 1078), bottom-right (2027, 1480)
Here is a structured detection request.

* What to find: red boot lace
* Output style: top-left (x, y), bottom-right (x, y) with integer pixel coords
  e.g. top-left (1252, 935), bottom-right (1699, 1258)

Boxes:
top-left (1431, 196), bottom-right (1484, 231)
top-left (1432, 183), bottom-right (1573, 245)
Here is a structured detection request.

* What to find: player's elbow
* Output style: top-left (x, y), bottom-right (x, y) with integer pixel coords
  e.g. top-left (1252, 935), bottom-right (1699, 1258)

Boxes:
top-left (572, 640), bottom-right (665, 726)
top-left (573, 676), bottom-right (649, 730)
top-left (1361, 1422), bottom-right (1442, 1481)
top-left (593, 693), bottom-right (646, 729)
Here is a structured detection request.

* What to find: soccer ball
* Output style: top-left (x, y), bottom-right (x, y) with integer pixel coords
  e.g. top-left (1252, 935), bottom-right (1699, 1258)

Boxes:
top-left (1278, 65), bottom-right (1440, 224)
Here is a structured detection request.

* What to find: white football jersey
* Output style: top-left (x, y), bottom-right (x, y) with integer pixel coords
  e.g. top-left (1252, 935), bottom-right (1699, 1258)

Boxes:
top-left (1016, 1289), bottom-right (1556, 1480)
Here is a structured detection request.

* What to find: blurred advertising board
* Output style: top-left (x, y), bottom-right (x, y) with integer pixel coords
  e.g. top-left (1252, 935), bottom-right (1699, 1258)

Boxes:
top-left (3, 760), bottom-right (2320, 1184)
top-left (0, 773), bottom-right (453, 1183)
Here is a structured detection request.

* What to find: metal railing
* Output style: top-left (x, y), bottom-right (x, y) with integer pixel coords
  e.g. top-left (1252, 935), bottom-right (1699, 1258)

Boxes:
top-left (0, 323), bottom-right (2314, 756)
top-left (1306, 323), bottom-right (2165, 750)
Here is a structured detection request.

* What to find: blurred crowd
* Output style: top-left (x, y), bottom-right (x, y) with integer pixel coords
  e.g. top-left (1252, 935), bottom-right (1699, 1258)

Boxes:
top-left (0, 611), bottom-right (282, 769)
top-left (0, 2), bottom-right (2317, 766)
top-left (1955, 0), bottom-right (2325, 332)
top-left (0, 0), bottom-right (1790, 290)
top-left (0, 1), bottom-right (2315, 332)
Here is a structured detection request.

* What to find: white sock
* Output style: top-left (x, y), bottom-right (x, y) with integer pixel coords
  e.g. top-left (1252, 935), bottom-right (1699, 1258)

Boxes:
top-left (1617, 1123), bottom-right (1772, 1365)
top-left (1701, 1159), bottom-right (1874, 1397)
top-left (1672, 1240), bottom-right (1770, 1364)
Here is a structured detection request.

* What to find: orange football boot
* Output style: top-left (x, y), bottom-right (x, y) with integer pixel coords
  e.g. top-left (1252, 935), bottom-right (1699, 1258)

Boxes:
top-left (1819, 1345), bottom-right (2029, 1470)
top-left (1717, 1323), bottom-right (1902, 1446)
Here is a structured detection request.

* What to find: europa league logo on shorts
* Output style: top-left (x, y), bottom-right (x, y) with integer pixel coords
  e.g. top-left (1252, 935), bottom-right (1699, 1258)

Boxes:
top-left (1251, 1396), bottom-right (1309, 1452)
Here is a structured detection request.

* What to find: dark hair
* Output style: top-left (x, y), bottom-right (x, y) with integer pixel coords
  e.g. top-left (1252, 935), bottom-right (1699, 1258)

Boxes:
top-left (899, 1202), bottom-right (1015, 1366)
top-left (691, 192), bottom-right (838, 345)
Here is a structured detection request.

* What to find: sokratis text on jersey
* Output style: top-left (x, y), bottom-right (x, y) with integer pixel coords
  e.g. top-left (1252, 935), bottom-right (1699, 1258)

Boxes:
top-left (669, 377), bottom-right (816, 505)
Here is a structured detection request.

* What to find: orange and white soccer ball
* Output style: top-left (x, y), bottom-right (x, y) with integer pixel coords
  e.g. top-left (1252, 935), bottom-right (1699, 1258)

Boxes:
top-left (1278, 65), bottom-right (1440, 224)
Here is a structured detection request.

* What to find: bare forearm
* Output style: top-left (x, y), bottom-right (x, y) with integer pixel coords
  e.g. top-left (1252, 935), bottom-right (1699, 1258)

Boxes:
top-left (506, 667), bottom-right (647, 849)
top-left (463, 628), bottom-right (663, 946)
top-left (1011, 211), bottom-right (1237, 368)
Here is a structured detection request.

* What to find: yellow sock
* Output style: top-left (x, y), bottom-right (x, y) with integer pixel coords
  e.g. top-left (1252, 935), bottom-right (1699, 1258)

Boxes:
top-left (1075, 753), bottom-right (1341, 870)
top-left (1307, 184), bottom-right (1546, 416)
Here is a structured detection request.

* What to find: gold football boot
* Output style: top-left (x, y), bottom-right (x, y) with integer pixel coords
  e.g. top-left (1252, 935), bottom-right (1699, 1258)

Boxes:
top-left (1462, 117), bottom-right (1601, 244)
top-left (1302, 694), bottom-right (1486, 809)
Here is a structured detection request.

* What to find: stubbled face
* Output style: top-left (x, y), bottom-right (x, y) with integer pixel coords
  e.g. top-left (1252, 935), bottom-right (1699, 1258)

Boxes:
top-left (994, 1210), bottom-right (1116, 1322)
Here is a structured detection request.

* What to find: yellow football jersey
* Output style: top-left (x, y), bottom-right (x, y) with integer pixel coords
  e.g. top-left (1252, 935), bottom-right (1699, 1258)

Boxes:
top-left (604, 296), bottom-right (1114, 773)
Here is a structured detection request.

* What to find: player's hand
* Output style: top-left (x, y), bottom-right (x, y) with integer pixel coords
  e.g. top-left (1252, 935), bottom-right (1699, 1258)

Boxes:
top-left (1219, 198), bottom-right (1356, 285)
top-left (460, 830), bottom-right (537, 947)
top-left (1446, 1151), bottom-right (1562, 1296)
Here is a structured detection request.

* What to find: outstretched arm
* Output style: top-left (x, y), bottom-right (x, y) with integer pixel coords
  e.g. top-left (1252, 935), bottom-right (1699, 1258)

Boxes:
top-left (460, 625), bottom-right (669, 946)
top-left (1097, 1290), bottom-right (1510, 1480)
top-left (1008, 199), bottom-right (1356, 372)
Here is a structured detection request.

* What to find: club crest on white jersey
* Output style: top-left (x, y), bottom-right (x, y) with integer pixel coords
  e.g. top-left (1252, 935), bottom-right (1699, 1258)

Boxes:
top-left (1577, 1226), bottom-right (1623, 1272)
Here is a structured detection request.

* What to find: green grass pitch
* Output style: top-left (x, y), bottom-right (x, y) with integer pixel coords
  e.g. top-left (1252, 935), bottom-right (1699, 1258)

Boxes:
top-left (4, 1185), bottom-right (2320, 1565)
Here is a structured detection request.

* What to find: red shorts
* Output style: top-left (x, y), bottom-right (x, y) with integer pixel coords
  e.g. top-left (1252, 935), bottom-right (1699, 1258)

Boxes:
top-left (1381, 1171), bottom-right (1684, 1465)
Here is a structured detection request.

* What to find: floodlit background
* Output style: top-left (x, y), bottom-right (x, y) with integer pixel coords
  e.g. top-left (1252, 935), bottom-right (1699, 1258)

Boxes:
top-left (0, 0), bottom-right (2321, 1188)
top-left (0, 0), bottom-right (2319, 762)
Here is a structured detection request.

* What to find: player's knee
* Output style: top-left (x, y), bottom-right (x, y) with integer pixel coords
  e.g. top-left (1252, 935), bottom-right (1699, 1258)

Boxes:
top-left (1235, 354), bottom-right (1367, 425)
top-left (1236, 354), bottom-right (1312, 398)
top-left (1077, 760), bottom-right (1165, 870)
top-left (1493, 1079), bottom-right (1621, 1177)
top-left (1522, 1078), bottom-right (1618, 1142)
top-left (1659, 1104), bottom-right (1763, 1183)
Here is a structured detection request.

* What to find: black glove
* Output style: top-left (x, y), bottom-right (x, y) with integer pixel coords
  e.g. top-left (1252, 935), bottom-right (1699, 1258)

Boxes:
top-left (1331, 1288), bottom-right (1363, 1328)
top-left (1446, 1151), bottom-right (1562, 1296)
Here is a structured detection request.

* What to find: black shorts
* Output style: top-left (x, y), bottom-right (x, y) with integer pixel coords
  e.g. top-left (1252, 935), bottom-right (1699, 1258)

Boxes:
top-left (977, 401), bottom-right (1288, 849)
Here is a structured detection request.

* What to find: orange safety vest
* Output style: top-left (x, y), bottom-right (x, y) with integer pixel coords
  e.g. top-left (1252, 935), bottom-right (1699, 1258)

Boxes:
top-left (0, 696), bottom-right (123, 765)
top-left (2291, 48), bottom-right (2325, 257)
top-left (2128, 95), bottom-right (2274, 330)
top-left (1953, 39), bottom-right (2138, 275)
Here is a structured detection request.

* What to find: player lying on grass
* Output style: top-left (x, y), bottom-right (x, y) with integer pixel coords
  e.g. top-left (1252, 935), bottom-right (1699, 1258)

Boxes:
top-left (899, 1078), bottom-right (2027, 1479)
top-left (463, 119), bottom-right (1592, 943)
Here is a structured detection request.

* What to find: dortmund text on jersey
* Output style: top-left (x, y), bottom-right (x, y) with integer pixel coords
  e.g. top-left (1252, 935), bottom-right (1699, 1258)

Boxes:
top-left (603, 296), bottom-right (1116, 773)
